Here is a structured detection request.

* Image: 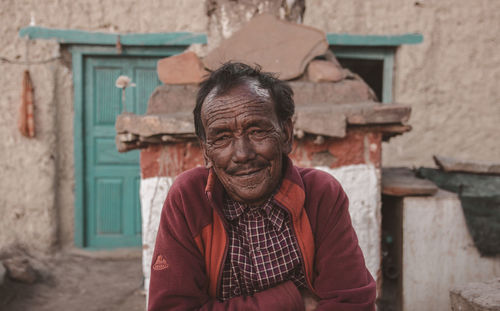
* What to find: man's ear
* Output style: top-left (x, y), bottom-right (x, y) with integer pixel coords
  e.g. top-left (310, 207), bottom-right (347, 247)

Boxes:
top-left (199, 139), bottom-right (213, 168)
top-left (281, 118), bottom-right (294, 155)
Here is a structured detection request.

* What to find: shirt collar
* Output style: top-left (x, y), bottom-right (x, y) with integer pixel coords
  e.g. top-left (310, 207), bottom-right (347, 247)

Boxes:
top-left (223, 194), bottom-right (285, 230)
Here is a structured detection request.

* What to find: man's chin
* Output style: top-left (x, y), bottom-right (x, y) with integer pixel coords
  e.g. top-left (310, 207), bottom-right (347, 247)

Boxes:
top-left (219, 166), bottom-right (280, 204)
top-left (226, 182), bottom-right (274, 205)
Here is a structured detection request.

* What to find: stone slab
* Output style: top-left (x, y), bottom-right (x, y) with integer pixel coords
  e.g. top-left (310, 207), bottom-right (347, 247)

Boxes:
top-left (157, 51), bottom-right (208, 85)
top-left (294, 106), bottom-right (347, 137)
top-left (294, 102), bottom-right (410, 138)
top-left (146, 84), bottom-right (198, 115)
top-left (366, 124), bottom-right (412, 141)
top-left (115, 113), bottom-right (196, 152)
top-left (450, 279), bottom-right (500, 311)
top-left (290, 81), bottom-right (377, 106)
top-left (307, 59), bottom-right (345, 83)
top-left (434, 155), bottom-right (500, 175)
top-left (346, 104), bottom-right (411, 125)
top-left (323, 49), bottom-right (342, 68)
top-left (203, 14), bottom-right (328, 80)
top-left (115, 112), bottom-right (194, 136)
top-left (382, 167), bottom-right (438, 196)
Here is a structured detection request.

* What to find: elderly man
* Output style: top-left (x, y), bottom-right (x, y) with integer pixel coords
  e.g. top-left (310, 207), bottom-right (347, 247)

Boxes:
top-left (148, 62), bottom-right (376, 310)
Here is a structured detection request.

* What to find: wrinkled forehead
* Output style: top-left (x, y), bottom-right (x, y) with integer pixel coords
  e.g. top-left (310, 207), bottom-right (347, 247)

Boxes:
top-left (203, 78), bottom-right (271, 108)
top-left (202, 83), bottom-right (276, 123)
top-left (201, 79), bottom-right (276, 121)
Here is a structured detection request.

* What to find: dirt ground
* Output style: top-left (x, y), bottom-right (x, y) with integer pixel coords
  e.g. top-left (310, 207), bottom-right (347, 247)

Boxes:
top-left (0, 248), bottom-right (146, 311)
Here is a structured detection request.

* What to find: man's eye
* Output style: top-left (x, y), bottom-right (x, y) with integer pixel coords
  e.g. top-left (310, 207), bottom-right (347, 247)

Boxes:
top-left (249, 129), bottom-right (267, 137)
top-left (214, 135), bottom-right (231, 143)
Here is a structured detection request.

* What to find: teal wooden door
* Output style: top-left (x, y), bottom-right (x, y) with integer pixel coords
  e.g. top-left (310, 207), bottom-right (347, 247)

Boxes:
top-left (83, 56), bottom-right (161, 248)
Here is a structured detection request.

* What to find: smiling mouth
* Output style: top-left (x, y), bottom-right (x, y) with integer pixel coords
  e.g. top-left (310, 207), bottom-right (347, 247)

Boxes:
top-left (233, 167), bottom-right (265, 177)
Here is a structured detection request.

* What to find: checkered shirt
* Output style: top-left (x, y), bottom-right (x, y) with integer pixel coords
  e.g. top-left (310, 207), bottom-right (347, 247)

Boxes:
top-left (219, 194), bottom-right (307, 301)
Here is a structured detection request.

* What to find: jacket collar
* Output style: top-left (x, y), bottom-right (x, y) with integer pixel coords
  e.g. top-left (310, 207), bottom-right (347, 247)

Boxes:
top-left (274, 156), bottom-right (306, 222)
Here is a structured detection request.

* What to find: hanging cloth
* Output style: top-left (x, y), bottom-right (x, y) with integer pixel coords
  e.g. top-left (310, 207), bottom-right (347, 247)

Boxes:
top-left (18, 70), bottom-right (35, 138)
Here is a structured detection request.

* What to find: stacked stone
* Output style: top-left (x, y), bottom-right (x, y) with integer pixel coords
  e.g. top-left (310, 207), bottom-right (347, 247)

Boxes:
top-left (450, 279), bottom-right (500, 311)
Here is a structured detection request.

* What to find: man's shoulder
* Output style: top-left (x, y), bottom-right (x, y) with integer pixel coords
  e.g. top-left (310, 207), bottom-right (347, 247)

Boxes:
top-left (172, 166), bottom-right (209, 188)
top-left (294, 166), bottom-right (349, 223)
top-left (296, 166), bottom-right (344, 194)
top-left (167, 166), bottom-right (209, 200)
top-left (164, 167), bottom-right (212, 221)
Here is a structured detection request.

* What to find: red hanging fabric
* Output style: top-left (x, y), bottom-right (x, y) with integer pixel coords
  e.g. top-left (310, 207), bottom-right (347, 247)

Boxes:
top-left (18, 70), bottom-right (35, 138)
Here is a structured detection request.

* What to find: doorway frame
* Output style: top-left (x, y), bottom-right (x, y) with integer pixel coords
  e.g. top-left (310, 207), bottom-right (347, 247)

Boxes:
top-left (70, 45), bottom-right (191, 247)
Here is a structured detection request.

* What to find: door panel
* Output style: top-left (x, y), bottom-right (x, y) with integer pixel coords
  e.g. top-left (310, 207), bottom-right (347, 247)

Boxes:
top-left (94, 67), bottom-right (122, 124)
top-left (134, 67), bottom-right (160, 113)
top-left (94, 138), bottom-right (137, 164)
top-left (95, 178), bottom-right (123, 234)
top-left (83, 56), bottom-right (161, 248)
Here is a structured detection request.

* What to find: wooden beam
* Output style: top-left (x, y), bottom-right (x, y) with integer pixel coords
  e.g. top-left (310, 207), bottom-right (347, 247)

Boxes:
top-left (434, 155), bottom-right (500, 175)
top-left (346, 104), bottom-right (411, 125)
top-left (19, 26), bottom-right (422, 48)
top-left (382, 167), bottom-right (438, 196)
top-left (327, 33), bottom-right (423, 46)
top-left (19, 26), bottom-right (207, 46)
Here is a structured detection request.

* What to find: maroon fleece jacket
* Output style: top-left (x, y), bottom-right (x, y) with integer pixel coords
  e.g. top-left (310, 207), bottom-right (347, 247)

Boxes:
top-left (148, 157), bottom-right (376, 310)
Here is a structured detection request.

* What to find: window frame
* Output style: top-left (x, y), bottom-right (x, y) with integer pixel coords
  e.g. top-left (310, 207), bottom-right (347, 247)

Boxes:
top-left (327, 33), bottom-right (423, 103)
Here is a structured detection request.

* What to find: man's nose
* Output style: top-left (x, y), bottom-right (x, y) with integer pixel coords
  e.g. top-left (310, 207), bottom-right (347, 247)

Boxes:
top-left (232, 135), bottom-right (256, 163)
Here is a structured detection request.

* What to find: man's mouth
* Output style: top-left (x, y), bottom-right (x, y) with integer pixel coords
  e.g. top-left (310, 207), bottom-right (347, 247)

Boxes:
top-left (231, 166), bottom-right (266, 177)
top-left (233, 167), bottom-right (264, 176)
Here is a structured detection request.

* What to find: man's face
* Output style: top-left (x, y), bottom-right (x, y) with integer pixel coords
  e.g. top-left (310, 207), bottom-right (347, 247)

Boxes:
top-left (200, 82), bottom-right (292, 205)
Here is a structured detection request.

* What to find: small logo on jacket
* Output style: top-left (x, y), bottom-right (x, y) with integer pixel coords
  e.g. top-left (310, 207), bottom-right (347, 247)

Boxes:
top-left (153, 254), bottom-right (169, 270)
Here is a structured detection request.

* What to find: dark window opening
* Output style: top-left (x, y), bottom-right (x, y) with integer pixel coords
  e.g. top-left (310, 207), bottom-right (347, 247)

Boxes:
top-left (337, 58), bottom-right (384, 102)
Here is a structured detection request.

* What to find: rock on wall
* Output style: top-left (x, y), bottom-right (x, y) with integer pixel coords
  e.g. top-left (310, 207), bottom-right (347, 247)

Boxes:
top-left (304, 0), bottom-right (500, 167)
top-left (140, 164), bottom-right (381, 291)
top-left (0, 0), bottom-right (208, 253)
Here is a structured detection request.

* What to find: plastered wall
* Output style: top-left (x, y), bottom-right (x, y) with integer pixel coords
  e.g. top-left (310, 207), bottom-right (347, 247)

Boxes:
top-left (2, 0), bottom-right (499, 254)
top-left (0, 0), bottom-right (208, 253)
top-left (304, 0), bottom-right (500, 166)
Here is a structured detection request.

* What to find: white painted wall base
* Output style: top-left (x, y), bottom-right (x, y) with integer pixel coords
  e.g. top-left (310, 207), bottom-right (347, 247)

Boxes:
top-left (402, 190), bottom-right (500, 311)
top-left (316, 164), bottom-right (381, 282)
top-left (140, 176), bottom-right (174, 293)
